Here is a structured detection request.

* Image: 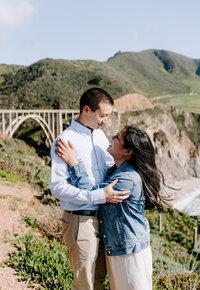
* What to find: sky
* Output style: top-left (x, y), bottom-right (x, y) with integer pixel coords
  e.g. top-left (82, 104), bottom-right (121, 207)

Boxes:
top-left (0, 0), bottom-right (200, 66)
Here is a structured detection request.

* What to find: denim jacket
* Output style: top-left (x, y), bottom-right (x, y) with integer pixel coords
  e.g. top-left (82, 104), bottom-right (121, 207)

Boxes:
top-left (69, 160), bottom-right (150, 256)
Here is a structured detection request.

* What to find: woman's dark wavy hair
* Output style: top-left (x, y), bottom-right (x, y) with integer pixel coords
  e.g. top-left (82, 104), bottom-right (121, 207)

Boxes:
top-left (123, 126), bottom-right (172, 210)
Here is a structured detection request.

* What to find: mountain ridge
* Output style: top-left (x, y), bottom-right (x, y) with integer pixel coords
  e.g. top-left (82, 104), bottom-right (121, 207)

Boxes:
top-left (0, 49), bottom-right (200, 109)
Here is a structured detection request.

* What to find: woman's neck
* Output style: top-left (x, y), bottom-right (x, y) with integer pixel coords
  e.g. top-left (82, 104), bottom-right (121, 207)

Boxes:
top-left (114, 157), bottom-right (129, 168)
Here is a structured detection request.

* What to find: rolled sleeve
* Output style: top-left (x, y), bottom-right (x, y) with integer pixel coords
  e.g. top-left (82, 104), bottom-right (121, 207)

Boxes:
top-left (91, 188), bottom-right (105, 204)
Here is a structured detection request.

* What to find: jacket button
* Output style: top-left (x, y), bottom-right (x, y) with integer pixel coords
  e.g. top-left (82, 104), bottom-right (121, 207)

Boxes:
top-left (103, 235), bottom-right (106, 238)
top-left (108, 251), bottom-right (111, 254)
top-left (100, 220), bottom-right (103, 224)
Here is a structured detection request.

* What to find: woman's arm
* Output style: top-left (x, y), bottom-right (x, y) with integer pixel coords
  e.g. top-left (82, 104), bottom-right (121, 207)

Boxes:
top-left (55, 138), bottom-right (94, 190)
top-left (70, 162), bottom-right (131, 203)
top-left (55, 138), bottom-right (130, 203)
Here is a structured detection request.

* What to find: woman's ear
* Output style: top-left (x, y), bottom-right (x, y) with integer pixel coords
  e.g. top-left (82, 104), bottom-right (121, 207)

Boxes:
top-left (124, 148), bottom-right (133, 157)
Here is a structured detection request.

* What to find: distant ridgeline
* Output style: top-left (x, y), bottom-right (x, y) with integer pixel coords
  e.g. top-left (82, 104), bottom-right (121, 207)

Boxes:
top-left (0, 49), bottom-right (200, 110)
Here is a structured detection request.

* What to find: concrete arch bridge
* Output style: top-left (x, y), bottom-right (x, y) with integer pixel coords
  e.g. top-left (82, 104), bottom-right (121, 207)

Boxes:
top-left (0, 109), bottom-right (79, 147)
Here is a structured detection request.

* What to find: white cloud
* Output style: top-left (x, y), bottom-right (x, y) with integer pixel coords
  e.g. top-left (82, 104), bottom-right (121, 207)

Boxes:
top-left (0, 0), bottom-right (36, 28)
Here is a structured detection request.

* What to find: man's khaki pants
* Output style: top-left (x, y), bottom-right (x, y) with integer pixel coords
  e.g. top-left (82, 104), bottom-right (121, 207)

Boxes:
top-left (62, 210), bottom-right (106, 290)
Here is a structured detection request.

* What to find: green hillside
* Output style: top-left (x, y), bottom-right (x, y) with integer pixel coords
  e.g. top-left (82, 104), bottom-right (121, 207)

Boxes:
top-left (0, 63), bottom-right (23, 76)
top-left (0, 58), bottom-right (133, 109)
top-left (108, 50), bottom-right (200, 96)
top-left (0, 49), bottom-right (200, 109)
top-left (0, 133), bottom-right (199, 289)
top-left (0, 64), bottom-right (23, 85)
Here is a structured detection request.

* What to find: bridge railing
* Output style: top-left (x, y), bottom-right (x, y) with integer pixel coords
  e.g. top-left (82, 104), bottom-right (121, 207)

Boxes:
top-left (0, 109), bottom-right (79, 146)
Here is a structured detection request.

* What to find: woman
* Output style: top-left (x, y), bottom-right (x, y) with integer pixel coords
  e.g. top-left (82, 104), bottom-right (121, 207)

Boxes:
top-left (55, 126), bottom-right (168, 290)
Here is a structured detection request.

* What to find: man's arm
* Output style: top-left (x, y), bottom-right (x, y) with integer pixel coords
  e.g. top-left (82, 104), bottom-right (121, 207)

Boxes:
top-left (69, 162), bottom-right (130, 203)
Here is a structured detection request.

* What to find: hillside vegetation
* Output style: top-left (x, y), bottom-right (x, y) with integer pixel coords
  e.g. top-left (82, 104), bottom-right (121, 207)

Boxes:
top-left (0, 49), bottom-right (200, 109)
top-left (0, 132), bottom-right (52, 203)
top-left (0, 128), bottom-right (200, 289)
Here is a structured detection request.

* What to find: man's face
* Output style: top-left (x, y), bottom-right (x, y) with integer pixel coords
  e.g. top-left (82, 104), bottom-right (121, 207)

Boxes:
top-left (86, 102), bottom-right (113, 129)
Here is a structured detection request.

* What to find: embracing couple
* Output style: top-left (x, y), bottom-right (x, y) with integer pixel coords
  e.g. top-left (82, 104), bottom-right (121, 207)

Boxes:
top-left (50, 88), bottom-right (166, 290)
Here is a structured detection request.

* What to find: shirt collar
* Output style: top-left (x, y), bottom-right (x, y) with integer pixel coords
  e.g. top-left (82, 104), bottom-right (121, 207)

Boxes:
top-left (71, 117), bottom-right (94, 136)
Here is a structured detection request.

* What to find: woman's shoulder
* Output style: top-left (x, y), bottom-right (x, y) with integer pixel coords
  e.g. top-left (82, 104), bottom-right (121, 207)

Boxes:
top-left (120, 163), bottom-right (142, 184)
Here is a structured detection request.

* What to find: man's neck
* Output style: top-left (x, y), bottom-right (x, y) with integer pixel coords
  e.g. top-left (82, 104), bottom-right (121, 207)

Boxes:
top-left (77, 115), bottom-right (87, 126)
top-left (76, 116), bottom-right (93, 131)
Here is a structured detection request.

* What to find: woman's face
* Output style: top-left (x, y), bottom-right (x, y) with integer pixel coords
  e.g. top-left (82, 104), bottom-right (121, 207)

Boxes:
top-left (107, 128), bottom-right (128, 159)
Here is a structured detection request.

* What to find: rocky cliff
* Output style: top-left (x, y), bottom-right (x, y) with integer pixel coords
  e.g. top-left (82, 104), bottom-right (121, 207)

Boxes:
top-left (104, 104), bottom-right (200, 182)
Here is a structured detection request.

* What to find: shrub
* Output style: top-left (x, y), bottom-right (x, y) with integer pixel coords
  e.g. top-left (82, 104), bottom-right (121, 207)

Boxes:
top-left (153, 272), bottom-right (200, 289)
top-left (6, 233), bottom-right (73, 289)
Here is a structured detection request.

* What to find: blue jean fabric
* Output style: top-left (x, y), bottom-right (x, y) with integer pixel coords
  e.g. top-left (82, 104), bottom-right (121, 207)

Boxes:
top-left (70, 161), bottom-right (150, 256)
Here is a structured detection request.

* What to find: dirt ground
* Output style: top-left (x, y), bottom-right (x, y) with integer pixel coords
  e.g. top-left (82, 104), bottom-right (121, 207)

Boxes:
top-left (114, 93), bottom-right (154, 111)
top-left (0, 181), bottom-right (44, 290)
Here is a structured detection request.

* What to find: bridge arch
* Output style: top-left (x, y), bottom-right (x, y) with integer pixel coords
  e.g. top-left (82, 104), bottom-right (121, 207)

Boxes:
top-left (0, 109), bottom-right (79, 148)
top-left (6, 114), bottom-right (54, 147)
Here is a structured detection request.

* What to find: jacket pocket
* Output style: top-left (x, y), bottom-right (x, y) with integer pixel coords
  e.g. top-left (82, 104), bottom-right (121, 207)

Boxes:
top-left (105, 206), bottom-right (126, 246)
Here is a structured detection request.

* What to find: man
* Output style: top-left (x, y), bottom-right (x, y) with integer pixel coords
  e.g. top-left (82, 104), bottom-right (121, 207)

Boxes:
top-left (50, 87), bottom-right (127, 290)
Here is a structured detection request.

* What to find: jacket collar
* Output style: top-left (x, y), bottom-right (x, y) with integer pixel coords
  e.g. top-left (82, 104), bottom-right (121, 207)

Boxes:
top-left (108, 160), bottom-right (133, 178)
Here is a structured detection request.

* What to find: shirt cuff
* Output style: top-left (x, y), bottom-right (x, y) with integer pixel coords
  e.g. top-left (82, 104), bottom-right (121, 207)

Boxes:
top-left (69, 161), bottom-right (85, 177)
top-left (91, 188), bottom-right (106, 204)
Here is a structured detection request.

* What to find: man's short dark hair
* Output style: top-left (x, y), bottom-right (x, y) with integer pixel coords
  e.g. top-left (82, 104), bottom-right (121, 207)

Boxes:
top-left (80, 87), bottom-right (114, 113)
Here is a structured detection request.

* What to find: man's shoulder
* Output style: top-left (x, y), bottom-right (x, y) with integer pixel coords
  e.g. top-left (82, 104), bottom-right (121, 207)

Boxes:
top-left (51, 126), bottom-right (79, 148)
top-left (58, 126), bottom-right (80, 140)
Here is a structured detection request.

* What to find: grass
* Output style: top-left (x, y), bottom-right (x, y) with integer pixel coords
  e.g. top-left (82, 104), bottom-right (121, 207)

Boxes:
top-left (0, 170), bottom-right (21, 183)
top-left (182, 79), bottom-right (200, 93)
top-left (152, 94), bottom-right (200, 113)
top-left (0, 194), bottom-right (10, 199)
top-left (20, 213), bottom-right (39, 229)
top-left (168, 94), bottom-right (200, 113)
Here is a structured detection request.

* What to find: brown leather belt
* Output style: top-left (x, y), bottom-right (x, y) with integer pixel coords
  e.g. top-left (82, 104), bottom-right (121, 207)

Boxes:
top-left (66, 210), bottom-right (97, 216)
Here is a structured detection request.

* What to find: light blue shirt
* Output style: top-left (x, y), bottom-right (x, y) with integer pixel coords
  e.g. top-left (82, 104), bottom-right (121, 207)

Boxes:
top-left (50, 118), bottom-right (114, 210)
